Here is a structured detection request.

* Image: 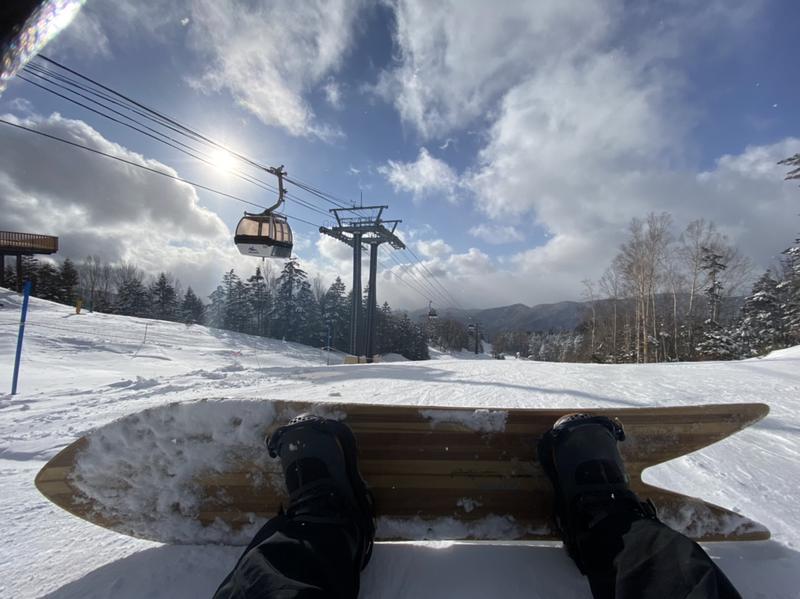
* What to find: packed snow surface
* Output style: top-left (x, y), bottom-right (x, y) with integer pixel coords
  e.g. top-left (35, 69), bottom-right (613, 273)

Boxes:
top-left (2, 289), bottom-right (800, 598)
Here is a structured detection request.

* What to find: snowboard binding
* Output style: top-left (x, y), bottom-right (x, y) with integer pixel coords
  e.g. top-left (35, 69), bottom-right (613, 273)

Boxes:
top-left (538, 413), bottom-right (658, 573)
top-left (267, 414), bottom-right (376, 570)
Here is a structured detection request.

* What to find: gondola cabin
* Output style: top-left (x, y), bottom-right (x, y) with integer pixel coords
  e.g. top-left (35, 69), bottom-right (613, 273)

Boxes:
top-left (428, 302), bottom-right (438, 320)
top-left (234, 212), bottom-right (293, 259)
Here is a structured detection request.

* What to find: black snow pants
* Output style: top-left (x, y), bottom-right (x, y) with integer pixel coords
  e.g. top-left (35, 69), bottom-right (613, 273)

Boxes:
top-left (576, 511), bottom-right (742, 599)
top-left (213, 514), bottom-right (361, 599)
top-left (213, 513), bottom-right (741, 599)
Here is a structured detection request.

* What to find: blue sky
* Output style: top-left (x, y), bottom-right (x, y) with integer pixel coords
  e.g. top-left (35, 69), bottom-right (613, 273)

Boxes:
top-left (1, 0), bottom-right (799, 309)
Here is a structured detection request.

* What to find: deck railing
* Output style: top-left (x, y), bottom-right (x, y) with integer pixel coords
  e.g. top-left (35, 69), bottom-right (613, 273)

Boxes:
top-left (0, 231), bottom-right (59, 254)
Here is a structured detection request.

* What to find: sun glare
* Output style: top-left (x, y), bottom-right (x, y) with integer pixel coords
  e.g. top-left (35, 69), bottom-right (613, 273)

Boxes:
top-left (209, 148), bottom-right (237, 174)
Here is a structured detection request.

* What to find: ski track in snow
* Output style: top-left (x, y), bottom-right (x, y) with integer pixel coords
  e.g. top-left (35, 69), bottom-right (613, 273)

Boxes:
top-left (1, 288), bottom-right (800, 598)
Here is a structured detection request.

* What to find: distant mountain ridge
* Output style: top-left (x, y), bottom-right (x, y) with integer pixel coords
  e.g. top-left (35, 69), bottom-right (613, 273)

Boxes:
top-left (411, 294), bottom-right (745, 339)
top-left (410, 300), bottom-right (587, 337)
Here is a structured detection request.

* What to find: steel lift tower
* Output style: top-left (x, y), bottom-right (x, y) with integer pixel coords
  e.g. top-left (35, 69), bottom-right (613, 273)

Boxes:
top-left (320, 206), bottom-right (404, 362)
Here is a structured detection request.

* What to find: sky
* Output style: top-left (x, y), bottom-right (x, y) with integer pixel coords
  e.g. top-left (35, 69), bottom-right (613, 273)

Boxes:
top-left (1, 0), bottom-right (799, 310)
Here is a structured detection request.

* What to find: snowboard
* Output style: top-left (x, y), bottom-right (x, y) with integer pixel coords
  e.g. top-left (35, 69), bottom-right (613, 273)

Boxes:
top-left (35, 400), bottom-right (770, 545)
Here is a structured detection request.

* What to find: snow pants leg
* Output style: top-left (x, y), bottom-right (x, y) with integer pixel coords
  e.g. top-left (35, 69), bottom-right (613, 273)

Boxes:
top-left (579, 514), bottom-right (742, 599)
top-left (212, 515), bottom-right (361, 599)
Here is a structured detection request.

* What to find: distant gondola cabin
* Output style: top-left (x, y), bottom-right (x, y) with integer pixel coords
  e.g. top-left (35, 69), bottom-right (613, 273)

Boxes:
top-left (234, 212), bottom-right (293, 259)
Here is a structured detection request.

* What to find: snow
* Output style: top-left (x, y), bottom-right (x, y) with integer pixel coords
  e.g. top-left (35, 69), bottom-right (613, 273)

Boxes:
top-left (418, 407), bottom-right (508, 432)
top-left (2, 287), bottom-right (800, 597)
top-left (71, 400), bottom-right (283, 545)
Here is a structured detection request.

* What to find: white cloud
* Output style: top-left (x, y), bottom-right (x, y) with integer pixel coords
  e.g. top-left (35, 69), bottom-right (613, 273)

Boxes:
top-left (185, 0), bottom-right (363, 139)
top-left (370, 0), bottom-right (783, 306)
top-left (415, 239), bottom-right (452, 258)
top-left (42, 0), bottom-right (363, 138)
top-left (376, 0), bottom-right (613, 138)
top-left (317, 234), bottom-right (353, 265)
top-left (379, 147), bottom-right (461, 203)
top-left (323, 79), bottom-right (344, 110)
top-left (378, 0), bottom-right (763, 139)
top-left (468, 224), bottom-right (524, 244)
top-left (375, 136), bottom-right (800, 310)
top-left (468, 50), bottom-right (675, 222)
top-left (0, 112), bottom-right (250, 297)
top-left (448, 248), bottom-right (493, 276)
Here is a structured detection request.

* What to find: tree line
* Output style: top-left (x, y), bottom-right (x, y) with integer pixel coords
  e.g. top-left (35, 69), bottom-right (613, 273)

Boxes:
top-left (2, 256), bottom-right (429, 361)
top-left (491, 216), bottom-right (800, 363)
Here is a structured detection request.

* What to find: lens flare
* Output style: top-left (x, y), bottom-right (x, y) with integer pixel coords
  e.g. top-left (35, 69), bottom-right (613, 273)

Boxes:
top-left (1, 0), bottom-right (85, 94)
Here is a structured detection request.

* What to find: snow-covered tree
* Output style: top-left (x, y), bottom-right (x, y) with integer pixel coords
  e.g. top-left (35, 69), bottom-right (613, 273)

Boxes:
top-left (695, 248), bottom-right (738, 359)
top-left (740, 271), bottom-right (784, 355)
top-left (696, 321), bottom-right (742, 360)
top-left (779, 238), bottom-right (800, 343)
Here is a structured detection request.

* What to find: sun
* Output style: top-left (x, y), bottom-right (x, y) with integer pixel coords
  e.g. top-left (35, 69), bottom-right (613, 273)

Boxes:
top-left (209, 148), bottom-right (237, 174)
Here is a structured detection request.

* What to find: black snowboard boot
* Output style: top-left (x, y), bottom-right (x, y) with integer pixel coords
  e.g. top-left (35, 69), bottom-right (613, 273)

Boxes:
top-left (537, 413), bottom-right (657, 574)
top-left (267, 414), bottom-right (376, 571)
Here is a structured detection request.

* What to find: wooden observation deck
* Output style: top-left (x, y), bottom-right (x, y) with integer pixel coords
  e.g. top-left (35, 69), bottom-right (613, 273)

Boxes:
top-left (0, 231), bottom-right (59, 291)
top-left (0, 231), bottom-right (59, 255)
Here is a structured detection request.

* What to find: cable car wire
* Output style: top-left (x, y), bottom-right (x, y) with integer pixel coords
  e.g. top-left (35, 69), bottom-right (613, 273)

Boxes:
top-left (0, 117), bottom-right (272, 210)
top-left (17, 70), bottom-right (338, 224)
top-left (386, 251), bottom-right (451, 308)
top-left (27, 58), bottom-right (356, 218)
top-left (1, 108), bottom-right (445, 306)
top-left (402, 245), bottom-right (469, 313)
top-left (37, 55), bottom-right (270, 173)
top-left (19, 57), bottom-right (470, 311)
top-left (19, 70), bottom-right (275, 193)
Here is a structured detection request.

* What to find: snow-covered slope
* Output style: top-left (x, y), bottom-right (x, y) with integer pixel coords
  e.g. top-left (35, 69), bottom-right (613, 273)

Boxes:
top-left (2, 288), bottom-right (799, 598)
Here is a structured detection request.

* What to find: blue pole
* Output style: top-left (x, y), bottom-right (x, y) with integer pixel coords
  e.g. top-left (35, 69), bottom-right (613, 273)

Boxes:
top-left (326, 321), bottom-right (331, 366)
top-left (11, 280), bottom-right (32, 395)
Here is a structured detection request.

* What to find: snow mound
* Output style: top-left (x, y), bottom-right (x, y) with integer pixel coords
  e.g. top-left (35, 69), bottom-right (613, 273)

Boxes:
top-left (71, 400), bottom-right (282, 544)
top-left (419, 408), bottom-right (508, 433)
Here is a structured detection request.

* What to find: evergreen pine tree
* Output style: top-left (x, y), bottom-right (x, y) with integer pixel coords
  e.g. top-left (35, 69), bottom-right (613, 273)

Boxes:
top-left (207, 285), bottom-right (227, 328)
top-left (36, 262), bottom-right (61, 301)
top-left (148, 272), bottom-right (178, 321)
top-left (779, 237), bottom-right (800, 343)
top-left (115, 277), bottom-right (149, 317)
top-left (180, 287), bottom-right (205, 325)
top-left (19, 255), bottom-right (40, 291)
top-left (58, 258), bottom-right (79, 305)
top-left (322, 277), bottom-right (350, 351)
top-left (695, 322), bottom-right (741, 360)
top-left (295, 278), bottom-right (322, 346)
top-left (247, 267), bottom-right (271, 336)
top-left (222, 271), bottom-right (252, 333)
top-left (411, 321), bottom-right (430, 360)
top-left (271, 259), bottom-right (307, 340)
top-left (376, 302), bottom-right (395, 355)
top-left (696, 247), bottom-right (738, 359)
top-left (3, 264), bottom-right (15, 288)
top-left (741, 271), bottom-right (784, 355)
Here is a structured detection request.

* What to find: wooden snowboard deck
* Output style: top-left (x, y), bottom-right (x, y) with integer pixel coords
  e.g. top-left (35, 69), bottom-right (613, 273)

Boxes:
top-left (35, 401), bottom-right (770, 545)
